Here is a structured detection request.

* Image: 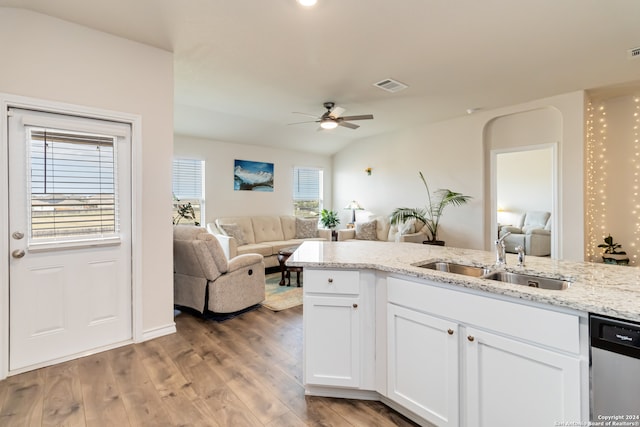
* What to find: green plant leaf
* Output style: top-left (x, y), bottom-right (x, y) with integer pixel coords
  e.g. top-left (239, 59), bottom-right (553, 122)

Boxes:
top-left (394, 172), bottom-right (471, 241)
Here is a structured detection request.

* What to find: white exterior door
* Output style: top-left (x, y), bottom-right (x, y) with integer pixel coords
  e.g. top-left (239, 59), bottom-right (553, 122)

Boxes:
top-left (8, 108), bottom-right (132, 372)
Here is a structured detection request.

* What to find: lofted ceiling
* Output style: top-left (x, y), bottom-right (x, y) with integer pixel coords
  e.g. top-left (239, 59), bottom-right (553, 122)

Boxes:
top-left (1, 0), bottom-right (640, 155)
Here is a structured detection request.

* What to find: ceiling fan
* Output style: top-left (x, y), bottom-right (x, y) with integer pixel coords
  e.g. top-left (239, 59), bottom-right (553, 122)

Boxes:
top-left (290, 102), bottom-right (374, 130)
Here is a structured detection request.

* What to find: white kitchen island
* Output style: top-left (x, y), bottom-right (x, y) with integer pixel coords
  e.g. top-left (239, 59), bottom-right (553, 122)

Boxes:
top-left (288, 240), bottom-right (640, 427)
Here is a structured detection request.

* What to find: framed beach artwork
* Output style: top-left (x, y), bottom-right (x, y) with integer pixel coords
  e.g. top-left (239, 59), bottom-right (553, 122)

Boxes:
top-left (234, 159), bottom-right (274, 191)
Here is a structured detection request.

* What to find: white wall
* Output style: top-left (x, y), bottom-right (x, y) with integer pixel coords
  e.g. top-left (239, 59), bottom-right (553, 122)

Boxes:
top-left (0, 9), bottom-right (175, 343)
top-left (333, 117), bottom-right (484, 249)
top-left (174, 134), bottom-right (332, 223)
top-left (333, 91), bottom-right (586, 260)
top-left (497, 148), bottom-right (553, 213)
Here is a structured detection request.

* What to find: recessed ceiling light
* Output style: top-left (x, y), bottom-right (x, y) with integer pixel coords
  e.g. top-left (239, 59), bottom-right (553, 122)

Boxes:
top-left (297, 0), bottom-right (317, 6)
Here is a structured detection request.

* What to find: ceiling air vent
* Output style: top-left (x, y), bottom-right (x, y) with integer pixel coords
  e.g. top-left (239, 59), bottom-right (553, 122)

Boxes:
top-left (628, 47), bottom-right (640, 59)
top-left (374, 78), bottom-right (408, 93)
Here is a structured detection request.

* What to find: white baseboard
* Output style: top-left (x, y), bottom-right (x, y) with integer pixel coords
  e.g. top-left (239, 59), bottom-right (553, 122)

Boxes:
top-left (141, 322), bottom-right (176, 342)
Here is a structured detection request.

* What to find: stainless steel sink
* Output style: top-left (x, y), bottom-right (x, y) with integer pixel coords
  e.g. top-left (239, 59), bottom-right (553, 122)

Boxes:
top-left (419, 261), bottom-right (492, 278)
top-left (482, 271), bottom-right (571, 290)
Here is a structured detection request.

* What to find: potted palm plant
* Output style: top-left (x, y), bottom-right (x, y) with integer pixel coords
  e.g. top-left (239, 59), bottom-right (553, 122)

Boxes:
top-left (598, 234), bottom-right (629, 265)
top-left (390, 171), bottom-right (471, 245)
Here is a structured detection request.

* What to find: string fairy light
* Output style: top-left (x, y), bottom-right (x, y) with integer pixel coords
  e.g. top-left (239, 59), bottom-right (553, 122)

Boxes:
top-left (586, 102), bottom-right (596, 261)
top-left (631, 96), bottom-right (640, 263)
top-left (585, 101), bottom-right (608, 262)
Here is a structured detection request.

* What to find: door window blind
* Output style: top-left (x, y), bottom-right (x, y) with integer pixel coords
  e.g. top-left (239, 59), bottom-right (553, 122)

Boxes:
top-left (29, 128), bottom-right (118, 240)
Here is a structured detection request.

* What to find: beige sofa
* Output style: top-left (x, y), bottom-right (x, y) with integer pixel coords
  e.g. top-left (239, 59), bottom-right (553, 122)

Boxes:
top-left (338, 215), bottom-right (429, 243)
top-left (208, 215), bottom-right (331, 268)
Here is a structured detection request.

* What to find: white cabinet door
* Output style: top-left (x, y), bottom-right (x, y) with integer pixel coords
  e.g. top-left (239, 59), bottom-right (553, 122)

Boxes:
top-left (465, 327), bottom-right (582, 427)
top-left (387, 304), bottom-right (460, 427)
top-left (304, 295), bottom-right (360, 387)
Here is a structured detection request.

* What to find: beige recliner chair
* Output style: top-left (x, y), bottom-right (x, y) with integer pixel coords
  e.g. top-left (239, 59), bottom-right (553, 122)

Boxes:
top-left (173, 225), bottom-right (265, 314)
top-left (499, 211), bottom-right (551, 256)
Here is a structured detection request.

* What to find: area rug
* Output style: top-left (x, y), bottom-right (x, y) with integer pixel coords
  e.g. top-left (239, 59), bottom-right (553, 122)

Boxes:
top-left (262, 272), bottom-right (303, 311)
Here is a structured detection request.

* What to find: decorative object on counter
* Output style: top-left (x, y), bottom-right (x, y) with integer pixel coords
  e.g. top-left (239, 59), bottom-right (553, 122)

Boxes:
top-left (390, 171), bottom-right (471, 245)
top-left (598, 234), bottom-right (629, 265)
top-left (320, 209), bottom-right (340, 241)
top-left (344, 200), bottom-right (364, 226)
top-left (365, 167), bottom-right (372, 175)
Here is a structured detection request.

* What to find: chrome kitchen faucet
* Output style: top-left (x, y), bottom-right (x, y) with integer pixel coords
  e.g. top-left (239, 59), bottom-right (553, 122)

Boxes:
top-left (495, 232), bottom-right (511, 266)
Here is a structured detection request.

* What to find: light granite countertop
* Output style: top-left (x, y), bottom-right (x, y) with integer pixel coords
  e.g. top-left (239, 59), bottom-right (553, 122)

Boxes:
top-left (288, 240), bottom-right (640, 323)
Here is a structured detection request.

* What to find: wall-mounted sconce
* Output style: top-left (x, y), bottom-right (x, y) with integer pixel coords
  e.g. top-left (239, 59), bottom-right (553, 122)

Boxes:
top-left (365, 167), bottom-right (372, 176)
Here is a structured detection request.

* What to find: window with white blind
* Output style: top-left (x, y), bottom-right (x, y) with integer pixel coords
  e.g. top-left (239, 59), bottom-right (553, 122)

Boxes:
top-left (172, 158), bottom-right (205, 225)
top-left (293, 166), bottom-right (323, 218)
top-left (29, 128), bottom-right (118, 241)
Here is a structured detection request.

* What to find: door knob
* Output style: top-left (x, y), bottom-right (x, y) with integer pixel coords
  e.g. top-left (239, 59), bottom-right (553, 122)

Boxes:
top-left (12, 231), bottom-right (24, 240)
top-left (12, 249), bottom-right (25, 259)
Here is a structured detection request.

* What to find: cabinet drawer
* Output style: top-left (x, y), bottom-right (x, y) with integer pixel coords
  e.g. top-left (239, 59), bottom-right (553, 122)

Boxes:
top-left (305, 269), bottom-right (360, 294)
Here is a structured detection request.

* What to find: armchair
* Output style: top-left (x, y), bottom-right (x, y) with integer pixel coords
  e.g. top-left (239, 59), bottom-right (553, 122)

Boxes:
top-left (499, 211), bottom-right (551, 256)
top-left (173, 225), bottom-right (265, 314)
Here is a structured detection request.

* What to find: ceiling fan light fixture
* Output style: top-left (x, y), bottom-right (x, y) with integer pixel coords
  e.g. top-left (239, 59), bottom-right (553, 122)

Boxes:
top-left (297, 0), bottom-right (317, 6)
top-left (320, 119), bottom-right (338, 129)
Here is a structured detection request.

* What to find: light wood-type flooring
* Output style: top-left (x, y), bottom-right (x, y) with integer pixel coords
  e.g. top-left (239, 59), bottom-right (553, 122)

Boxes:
top-left (0, 305), bottom-right (419, 426)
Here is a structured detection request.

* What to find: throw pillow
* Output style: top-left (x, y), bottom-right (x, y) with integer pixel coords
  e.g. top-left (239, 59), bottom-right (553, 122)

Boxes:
top-left (355, 220), bottom-right (378, 240)
top-left (397, 218), bottom-right (416, 235)
top-left (219, 223), bottom-right (246, 246)
top-left (296, 217), bottom-right (318, 239)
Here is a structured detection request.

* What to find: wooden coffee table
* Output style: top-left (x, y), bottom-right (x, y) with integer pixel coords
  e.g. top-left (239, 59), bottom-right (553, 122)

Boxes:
top-left (277, 247), bottom-right (303, 287)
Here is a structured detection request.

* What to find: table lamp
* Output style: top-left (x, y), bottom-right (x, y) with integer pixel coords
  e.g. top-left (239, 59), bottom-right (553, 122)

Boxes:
top-left (344, 200), bottom-right (364, 226)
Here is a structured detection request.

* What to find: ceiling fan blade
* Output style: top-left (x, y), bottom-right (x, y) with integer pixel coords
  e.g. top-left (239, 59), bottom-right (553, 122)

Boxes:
top-left (292, 112), bottom-right (320, 119)
top-left (339, 114), bottom-right (374, 121)
top-left (288, 120), bottom-right (319, 125)
top-left (339, 121), bottom-right (360, 129)
top-left (329, 106), bottom-right (346, 118)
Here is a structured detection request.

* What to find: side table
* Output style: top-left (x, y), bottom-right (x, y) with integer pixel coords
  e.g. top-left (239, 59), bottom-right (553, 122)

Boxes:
top-left (277, 247), bottom-right (303, 287)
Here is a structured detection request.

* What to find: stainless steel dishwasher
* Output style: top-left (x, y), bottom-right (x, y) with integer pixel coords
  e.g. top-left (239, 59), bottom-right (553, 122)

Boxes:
top-left (590, 314), bottom-right (640, 420)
